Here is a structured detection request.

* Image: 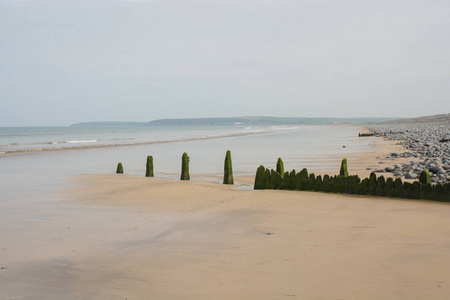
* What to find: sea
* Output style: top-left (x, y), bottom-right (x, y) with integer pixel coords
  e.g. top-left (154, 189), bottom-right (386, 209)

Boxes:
top-left (0, 124), bottom-right (374, 178)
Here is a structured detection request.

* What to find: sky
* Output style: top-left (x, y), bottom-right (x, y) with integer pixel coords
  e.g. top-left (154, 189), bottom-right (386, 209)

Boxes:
top-left (1, 0), bottom-right (449, 126)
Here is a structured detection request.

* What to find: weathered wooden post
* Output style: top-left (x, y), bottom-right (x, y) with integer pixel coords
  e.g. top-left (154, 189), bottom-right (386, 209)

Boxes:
top-left (276, 158), bottom-right (284, 178)
top-left (145, 155), bottom-right (154, 177)
top-left (180, 152), bottom-right (190, 180)
top-left (340, 158), bottom-right (349, 177)
top-left (223, 150), bottom-right (234, 185)
top-left (254, 165), bottom-right (266, 189)
top-left (116, 162), bottom-right (123, 174)
top-left (419, 169), bottom-right (431, 185)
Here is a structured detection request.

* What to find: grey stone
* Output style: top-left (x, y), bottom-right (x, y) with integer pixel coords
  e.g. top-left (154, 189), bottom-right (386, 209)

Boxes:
top-left (429, 166), bottom-right (442, 173)
top-left (405, 172), bottom-right (417, 179)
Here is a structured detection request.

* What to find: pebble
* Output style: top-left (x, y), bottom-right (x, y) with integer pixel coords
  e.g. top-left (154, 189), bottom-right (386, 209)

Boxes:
top-left (392, 171), bottom-right (403, 177)
top-left (366, 116), bottom-right (450, 183)
top-left (405, 172), bottom-right (417, 179)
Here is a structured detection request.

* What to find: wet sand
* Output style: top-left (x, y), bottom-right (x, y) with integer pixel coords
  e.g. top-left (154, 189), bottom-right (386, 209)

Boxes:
top-left (2, 135), bottom-right (450, 299)
top-left (4, 176), bottom-right (450, 299)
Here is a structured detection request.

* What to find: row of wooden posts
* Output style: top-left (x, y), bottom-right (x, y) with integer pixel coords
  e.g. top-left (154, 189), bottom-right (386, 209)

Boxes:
top-left (254, 158), bottom-right (450, 202)
top-left (115, 153), bottom-right (449, 201)
top-left (116, 150), bottom-right (234, 184)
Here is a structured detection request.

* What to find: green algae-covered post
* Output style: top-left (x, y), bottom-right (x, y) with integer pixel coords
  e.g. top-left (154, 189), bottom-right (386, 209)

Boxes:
top-left (323, 175), bottom-right (331, 192)
top-left (287, 170), bottom-right (296, 190)
top-left (116, 162), bottom-right (123, 174)
top-left (269, 169), bottom-right (282, 189)
top-left (412, 181), bottom-right (421, 199)
top-left (223, 150), bottom-right (234, 185)
top-left (180, 152), bottom-right (190, 180)
top-left (262, 168), bottom-right (271, 189)
top-left (419, 169), bottom-right (431, 185)
top-left (393, 178), bottom-right (403, 197)
top-left (368, 172), bottom-right (377, 195)
top-left (276, 158), bottom-right (284, 178)
top-left (254, 165), bottom-right (266, 189)
top-left (376, 175), bottom-right (386, 196)
top-left (315, 175), bottom-right (323, 191)
top-left (385, 177), bottom-right (394, 197)
top-left (359, 178), bottom-right (369, 194)
top-left (145, 155), bottom-right (154, 177)
top-left (340, 158), bottom-right (349, 177)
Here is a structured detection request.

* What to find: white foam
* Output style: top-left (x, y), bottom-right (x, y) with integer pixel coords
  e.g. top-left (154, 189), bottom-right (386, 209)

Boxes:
top-left (271, 126), bottom-right (300, 130)
top-left (65, 140), bottom-right (98, 144)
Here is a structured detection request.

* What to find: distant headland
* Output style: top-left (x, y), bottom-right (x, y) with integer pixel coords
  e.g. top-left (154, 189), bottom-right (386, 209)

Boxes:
top-left (70, 116), bottom-right (398, 127)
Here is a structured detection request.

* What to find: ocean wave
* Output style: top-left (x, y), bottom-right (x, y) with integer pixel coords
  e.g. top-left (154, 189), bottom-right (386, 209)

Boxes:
top-left (271, 126), bottom-right (300, 130)
top-left (111, 138), bottom-right (135, 141)
top-left (1, 130), bottom-right (270, 155)
top-left (0, 125), bottom-right (310, 155)
top-left (65, 140), bottom-right (98, 144)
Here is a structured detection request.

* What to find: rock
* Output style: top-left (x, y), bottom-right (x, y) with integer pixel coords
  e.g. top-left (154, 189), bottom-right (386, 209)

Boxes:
top-left (431, 160), bottom-right (442, 167)
top-left (374, 169), bottom-right (386, 173)
top-left (393, 171), bottom-right (403, 176)
top-left (385, 167), bottom-right (395, 172)
top-left (429, 166), bottom-right (442, 173)
top-left (405, 172), bottom-right (417, 179)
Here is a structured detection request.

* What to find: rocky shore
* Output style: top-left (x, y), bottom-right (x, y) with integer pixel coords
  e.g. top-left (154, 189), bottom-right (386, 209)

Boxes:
top-left (365, 114), bottom-right (450, 184)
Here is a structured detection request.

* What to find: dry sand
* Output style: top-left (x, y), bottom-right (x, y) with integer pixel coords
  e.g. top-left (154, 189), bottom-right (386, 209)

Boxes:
top-left (2, 137), bottom-right (450, 299)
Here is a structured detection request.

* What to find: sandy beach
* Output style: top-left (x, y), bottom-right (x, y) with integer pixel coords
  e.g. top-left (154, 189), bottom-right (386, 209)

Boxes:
top-left (2, 134), bottom-right (450, 299)
top-left (6, 175), bottom-right (450, 299)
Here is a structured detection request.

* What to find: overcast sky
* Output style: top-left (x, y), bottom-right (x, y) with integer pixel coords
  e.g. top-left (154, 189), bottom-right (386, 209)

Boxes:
top-left (1, 0), bottom-right (449, 126)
